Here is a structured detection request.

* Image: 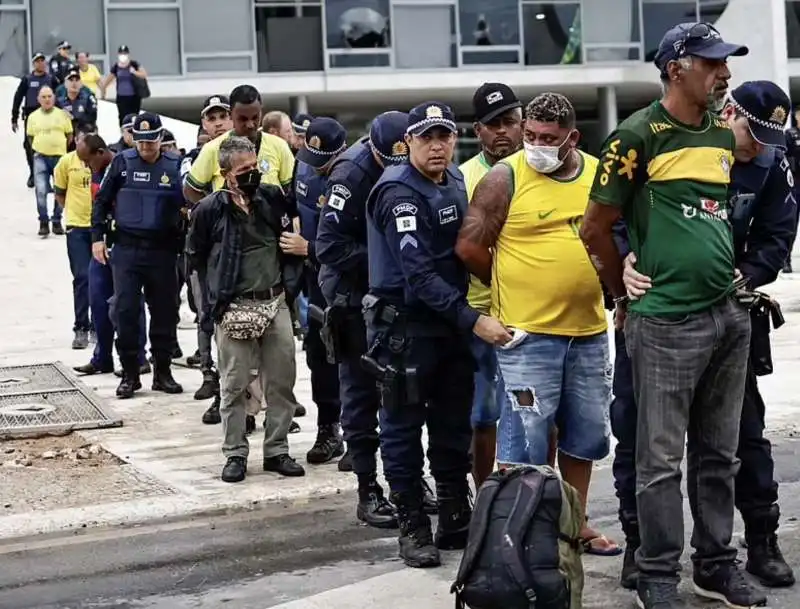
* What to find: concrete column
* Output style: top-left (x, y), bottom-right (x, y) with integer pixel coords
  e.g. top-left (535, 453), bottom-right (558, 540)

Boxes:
top-left (289, 95), bottom-right (309, 117)
top-left (598, 86), bottom-right (618, 139)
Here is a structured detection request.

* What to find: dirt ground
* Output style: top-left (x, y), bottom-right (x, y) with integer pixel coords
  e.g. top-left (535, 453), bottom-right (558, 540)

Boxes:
top-left (0, 433), bottom-right (174, 515)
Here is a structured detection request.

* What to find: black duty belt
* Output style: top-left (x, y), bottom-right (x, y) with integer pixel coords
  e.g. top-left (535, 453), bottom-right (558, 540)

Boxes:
top-left (237, 286), bottom-right (283, 301)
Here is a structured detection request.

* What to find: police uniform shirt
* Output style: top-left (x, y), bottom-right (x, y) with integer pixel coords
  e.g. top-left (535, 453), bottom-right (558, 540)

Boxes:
top-left (12, 72), bottom-right (59, 120)
top-left (56, 86), bottom-right (97, 128)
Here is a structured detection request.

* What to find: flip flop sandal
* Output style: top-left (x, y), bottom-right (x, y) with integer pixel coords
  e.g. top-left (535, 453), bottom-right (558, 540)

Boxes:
top-left (580, 534), bottom-right (624, 557)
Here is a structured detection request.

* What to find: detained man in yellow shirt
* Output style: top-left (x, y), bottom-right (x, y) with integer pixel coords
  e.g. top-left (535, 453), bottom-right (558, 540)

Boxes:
top-left (456, 93), bottom-right (620, 556)
top-left (27, 85), bottom-right (73, 236)
top-left (54, 129), bottom-right (94, 350)
top-left (458, 83), bottom-right (523, 489)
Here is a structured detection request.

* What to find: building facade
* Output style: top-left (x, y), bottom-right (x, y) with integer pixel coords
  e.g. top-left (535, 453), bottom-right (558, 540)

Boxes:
top-left (1, 0), bottom-right (796, 158)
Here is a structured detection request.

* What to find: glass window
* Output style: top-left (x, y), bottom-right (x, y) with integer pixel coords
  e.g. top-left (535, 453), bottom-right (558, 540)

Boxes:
top-left (522, 3), bottom-right (581, 66)
top-left (642, 1), bottom-right (698, 62)
top-left (0, 10), bottom-right (27, 76)
top-left (107, 9), bottom-right (182, 75)
top-left (183, 0), bottom-right (253, 53)
top-left (458, 0), bottom-right (519, 47)
top-left (186, 56), bottom-right (252, 72)
top-left (328, 52), bottom-right (390, 67)
top-left (581, 0), bottom-right (640, 61)
top-left (787, 1), bottom-right (800, 58)
top-left (325, 0), bottom-right (390, 49)
top-left (31, 0), bottom-right (105, 56)
top-left (255, 5), bottom-right (323, 72)
top-left (462, 49), bottom-right (519, 65)
top-left (394, 4), bottom-right (456, 69)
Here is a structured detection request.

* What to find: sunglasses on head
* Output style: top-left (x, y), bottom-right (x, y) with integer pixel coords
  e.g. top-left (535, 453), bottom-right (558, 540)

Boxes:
top-left (674, 22), bottom-right (720, 57)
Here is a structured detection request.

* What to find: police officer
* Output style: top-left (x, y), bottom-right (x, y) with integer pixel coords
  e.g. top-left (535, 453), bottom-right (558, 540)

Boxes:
top-left (92, 113), bottom-right (185, 399)
top-left (56, 67), bottom-right (98, 135)
top-left (49, 41), bottom-right (75, 86)
top-left (614, 81), bottom-right (798, 590)
top-left (11, 51), bottom-right (59, 187)
top-left (316, 111), bottom-right (411, 528)
top-left (291, 112), bottom-right (314, 153)
top-left (109, 113), bottom-right (137, 153)
top-left (364, 102), bottom-right (510, 568)
top-left (285, 117), bottom-right (347, 465)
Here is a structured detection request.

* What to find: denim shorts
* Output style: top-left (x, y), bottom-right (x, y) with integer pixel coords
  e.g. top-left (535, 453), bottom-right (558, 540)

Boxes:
top-left (470, 335), bottom-right (503, 429)
top-left (495, 331), bottom-right (612, 465)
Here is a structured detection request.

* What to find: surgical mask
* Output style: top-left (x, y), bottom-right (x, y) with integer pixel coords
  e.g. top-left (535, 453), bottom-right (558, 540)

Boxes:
top-left (235, 169), bottom-right (261, 197)
top-left (524, 140), bottom-right (565, 174)
top-left (118, 54), bottom-right (129, 65)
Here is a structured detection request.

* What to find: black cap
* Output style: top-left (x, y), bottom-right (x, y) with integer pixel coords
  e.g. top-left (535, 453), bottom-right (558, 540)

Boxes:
top-left (201, 95), bottom-right (230, 118)
top-left (121, 113), bottom-right (137, 130)
top-left (118, 45), bottom-right (130, 54)
top-left (161, 129), bottom-right (176, 146)
top-left (292, 113), bottom-right (314, 134)
top-left (57, 40), bottom-right (71, 50)
top-left (131, 112), bottom-right (163, 142)
top-left (369, 111), bottom-right (409, 165)
top-left (407, 102), bottom-right (457, 136)
top-left (66, 67), bottom-right (81, 81)
top-left (729, 81), bottom-right (792, 149)
top-left (655, 22), bottom-right (748, 72)
top-left (32, 51), bottom-right (45, 62)
top-left (472, 83), bottom-right (521, 124)
top-left (296, 117), bottom-right (347, 168)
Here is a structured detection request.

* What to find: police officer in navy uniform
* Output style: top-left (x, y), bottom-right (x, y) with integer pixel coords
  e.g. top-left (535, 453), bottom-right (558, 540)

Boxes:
top-left (56, 67), bottom-right (98, 135)
top-left (284, 117), bottom-right (347, 465)
top-left (92, 113), bottom-right (185, 399)
top-left (291, 112), bottom-right (314, 154)
top-left (109, 113), bottom-right (137, 154)
top-left (613, 81), bottom-right (798, 591)
top-left (316, 111), bottom-right (411, 528)
top-left (11, 51), bottom-right (59, 188)
top-left (49, 41), bottom-right (75, 86)
top-left (365, 102), bottom-right (510, 568)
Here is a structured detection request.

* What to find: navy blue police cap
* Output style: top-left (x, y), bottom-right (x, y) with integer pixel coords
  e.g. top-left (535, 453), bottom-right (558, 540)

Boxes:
top-left (131, 112), bottom-right (163, 142)
top-left (292, 113), bottom-right (315, 135)
top-left (121, 113), bottom-right (138, 130)
top-left (729, 81), bottom-right (792, 149)
top-left (655, 22), bottom-right (748, 73)
top-left (161, 129), bottom-right (176, 146)
top-left (297, 117), bottom-right (347, 168)
top-left (369, 111), bottom-right (409, 165)
top-left (407, 102), bottom-right (457, 136)
top-left (32, 51), bottom-right (46, 62)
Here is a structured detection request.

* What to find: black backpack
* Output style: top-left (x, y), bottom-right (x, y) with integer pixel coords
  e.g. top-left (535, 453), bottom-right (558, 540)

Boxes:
top-left (451, 466), bottom-right (585, 609)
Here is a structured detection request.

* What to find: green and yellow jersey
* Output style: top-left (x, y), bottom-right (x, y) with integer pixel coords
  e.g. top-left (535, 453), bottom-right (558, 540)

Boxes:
top-left (589, 100), bottom-right (736, 316)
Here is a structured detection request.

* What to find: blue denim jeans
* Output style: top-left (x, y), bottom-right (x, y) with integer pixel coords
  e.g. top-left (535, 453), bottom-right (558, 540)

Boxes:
top-left (495, 331), bottom-right (612, 465)
top-left (66, 227), bottom-right (92, 331)
top-left (33, 153), bottom-right (62, 223)
top-left (469, 335), bottom-right (503, 429)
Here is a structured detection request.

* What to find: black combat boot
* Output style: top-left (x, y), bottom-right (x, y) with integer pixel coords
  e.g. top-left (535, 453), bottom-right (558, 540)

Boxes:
top-left (744, 505), bottom-right (795, 587)
top-left (434, 480), bottom-right (472, 550)
top-left (194, 369), bottom-right (219, 400)
top-left (620, 512), bottom-right (640, 590)
top-left (391, 489), bottom-right (440, 568)
top-left (357, 475), bottom-right (398, 529)
top-left (116, 358), bottom-right (142, 399)
top-left (152, 359), bottom-right (183, 394)
top-left (201, 395), bottom-right (221, 425)
top-left (306, 423), bottom-right (345, 464)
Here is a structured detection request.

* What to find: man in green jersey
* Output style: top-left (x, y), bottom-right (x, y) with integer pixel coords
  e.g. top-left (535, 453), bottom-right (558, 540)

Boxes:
top-left (580, 22), bottom-right (764, 609)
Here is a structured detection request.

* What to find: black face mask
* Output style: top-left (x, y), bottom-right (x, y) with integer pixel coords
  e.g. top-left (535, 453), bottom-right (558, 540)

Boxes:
top-left (234, 168), bottom-right (261, 197)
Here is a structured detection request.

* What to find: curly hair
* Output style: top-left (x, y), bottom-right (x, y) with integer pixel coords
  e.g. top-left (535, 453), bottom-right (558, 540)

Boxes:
top-left (525, 92), bottom-right (575, 129)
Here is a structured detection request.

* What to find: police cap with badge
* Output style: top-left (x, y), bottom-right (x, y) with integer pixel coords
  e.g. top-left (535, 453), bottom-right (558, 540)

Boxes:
top-left (728, 81), bottom-right (791, 150)
top-left (32, 51), bottom-right (45, 63)
top-left (406, 101), bottom-right (458, 136)
top-left (369, 111), bottom-right (409, 165)
top-left (131, 112), bottom-right (164, 142)
top-left (297, 117), bottom-right (347, 168)
top-left (121, 113), bottom-right (138, 131)
top-left (201, 94), bottom-right (230, 118)
top-left (292, 113), bottom-right (315, 135)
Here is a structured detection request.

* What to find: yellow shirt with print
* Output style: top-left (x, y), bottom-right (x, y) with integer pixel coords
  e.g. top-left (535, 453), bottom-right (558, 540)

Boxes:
top-left (185, 130), bottom-right (295, 193)
top-left (458, 152), bottom-right (493, 314)
top-left (26, 107), bottom-right (73, 156)
top-left (79, 64), bottom-right (102, 94)
top-left (492, 149), bottom-right (607, 337)
top-left (53, 151), bottom-right (92, 227)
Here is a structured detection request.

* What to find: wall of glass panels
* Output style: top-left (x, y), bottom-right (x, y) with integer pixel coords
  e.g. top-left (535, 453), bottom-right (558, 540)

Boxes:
top-left (0, 0), bottom-right (731, 78)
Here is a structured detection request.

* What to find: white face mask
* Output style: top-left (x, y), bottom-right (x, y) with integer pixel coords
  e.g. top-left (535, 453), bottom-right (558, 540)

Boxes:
top-left (118, 54), bottom-right (129, 65)
top-left (524, 136), bottom-right (570, 174)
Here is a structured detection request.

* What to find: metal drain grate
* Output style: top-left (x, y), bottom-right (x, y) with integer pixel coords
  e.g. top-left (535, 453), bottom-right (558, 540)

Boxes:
top-left (0, 362), bottom-right (121, 437)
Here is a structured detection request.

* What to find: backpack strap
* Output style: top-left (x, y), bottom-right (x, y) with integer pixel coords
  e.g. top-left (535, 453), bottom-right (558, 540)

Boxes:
top-left (501, 470), bottom-right (547, 606)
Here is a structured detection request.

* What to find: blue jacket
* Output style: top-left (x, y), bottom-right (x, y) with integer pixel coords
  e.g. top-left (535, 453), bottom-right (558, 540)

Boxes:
top-left (55, 84), bottom-right (98, 129)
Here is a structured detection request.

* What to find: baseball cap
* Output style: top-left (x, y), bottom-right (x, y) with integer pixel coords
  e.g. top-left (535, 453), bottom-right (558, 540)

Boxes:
top-left (66, 67), bottom-right (81, 80)
top-left (121, 113), bottom-right (137, 130)
top-left (407, 102), bottom-right (457, 136)
top-left (369, 111), bottom-right (409, 165)
top-left (655, 22), bottom-right (748, 72)
top-left (292, 113), bottom-right (314, 134)
top-left (201, 95), bottom-right (230, 118)
top-left (296, 117), bottom-right (347, 168)
top-left (32, 51), bottom-right (45, 62)
top-left (728, 81), bottom-right (792, 149)
top-left (57, 40), bottom-right (71, 50)
top-left (131, 112), bottom-right (163, 142)
top-left (472, 83), bottom-right (522, 124)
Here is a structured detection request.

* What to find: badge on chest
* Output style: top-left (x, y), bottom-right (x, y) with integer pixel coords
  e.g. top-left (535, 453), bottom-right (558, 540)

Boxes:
top-left (438, 204), bottom-right (458, 225)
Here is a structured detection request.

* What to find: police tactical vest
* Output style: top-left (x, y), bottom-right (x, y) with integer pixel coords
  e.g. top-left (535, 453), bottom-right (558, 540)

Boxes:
top-left (729, 151), bottom-right (776, 252)
top-left (295, 160), bottom-right (327, 243)
top-left (25, 73), bottom-right (52, 111)
top-left (115, 150), bottom-right (182, 232)
top-left (57, 87), bottom-right (92, 124)
top-left (367, 163), bottom-right (469, 308)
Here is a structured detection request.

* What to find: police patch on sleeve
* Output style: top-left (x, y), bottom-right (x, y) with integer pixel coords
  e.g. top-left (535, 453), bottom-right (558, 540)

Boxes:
top-left (327, 194), bottom-right (346, 210)
top-left (396, 216), bottom-right (417, 232)
top-left (392, 201), bottom-right (418, 216)
top-left (330, 183), bottom-right (352, 199)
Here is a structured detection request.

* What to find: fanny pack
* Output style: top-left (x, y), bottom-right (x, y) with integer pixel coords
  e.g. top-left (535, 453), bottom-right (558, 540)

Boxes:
top-left (219, 292), bottom-right (284, 341)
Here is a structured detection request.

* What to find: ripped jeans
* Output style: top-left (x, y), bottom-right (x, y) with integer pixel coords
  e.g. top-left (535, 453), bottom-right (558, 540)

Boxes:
top-left (495, 331), bottom-right (612, 466)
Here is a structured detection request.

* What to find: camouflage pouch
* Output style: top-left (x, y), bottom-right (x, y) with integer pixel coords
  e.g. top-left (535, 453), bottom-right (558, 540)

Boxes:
top-left (220, 293), bottom-right (284, 341)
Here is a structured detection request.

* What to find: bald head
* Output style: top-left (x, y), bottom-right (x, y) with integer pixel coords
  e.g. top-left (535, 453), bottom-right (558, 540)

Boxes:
top-left (262, 110), bottom-right (293, 144)
top-left (38, 86), bottom-right (55, 110)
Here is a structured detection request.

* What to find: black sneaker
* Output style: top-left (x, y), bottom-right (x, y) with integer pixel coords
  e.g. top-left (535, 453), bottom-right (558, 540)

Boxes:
top-left (221, 456), bottom-right (247, 483)
top-left (693, 562), bottom-right (767, 608)
top-left (636, 580), bottom-right (685, 609)
top-left (38, 220), bottom-right (49, 237)
top-left (51, 221), bottom-right (64, 235)
top-left (186, 350), bottom-right (202, 367)
top-left (194, 373), bottom-right (219, 400)
top-left (263, 454), bottom-right (305, 477)
top-left (306, 424), bottom-right (344, 464)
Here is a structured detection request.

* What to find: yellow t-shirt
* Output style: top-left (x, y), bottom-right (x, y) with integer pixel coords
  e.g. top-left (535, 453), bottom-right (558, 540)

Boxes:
top-left (53, 151), bottom-right (92, 227)
top-left (458, 152), bottom-right (493, 314)
top-left (491, 149), bottom-right (607, 337)
top-left (26, 107), bottom-right (73, 156)
top-left (79, 64), bottom-right (102, 94)
top-left (185, 130), bottom-right (295, 193)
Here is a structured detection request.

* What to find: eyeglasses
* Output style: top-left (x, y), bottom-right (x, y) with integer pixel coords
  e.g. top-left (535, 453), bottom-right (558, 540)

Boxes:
top-left (674, 22), bottom-right (721, 57)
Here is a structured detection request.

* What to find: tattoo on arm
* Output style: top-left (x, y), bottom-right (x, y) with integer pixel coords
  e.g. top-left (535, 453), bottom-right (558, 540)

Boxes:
top-left (459, 163), bottom-right (512, 248)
